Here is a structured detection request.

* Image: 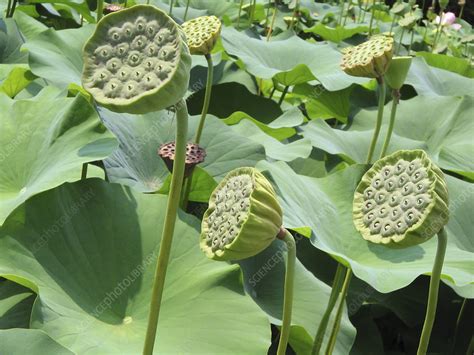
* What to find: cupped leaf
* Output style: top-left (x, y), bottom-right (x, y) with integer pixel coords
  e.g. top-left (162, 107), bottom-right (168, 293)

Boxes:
top-left (0, 92), bottom-right (117, 225)
top-left (101, 108), bottom-right (265, 192)
top-left (304, 23), bottom-right (369, 43)
top-left (0, 280), bottom-right (35, 329)
top-left (221, 27), bottom-right (368, 90)
top-left (257, 161), bottom-right (474, 297)
top-left (0, 18), bottom-right (27, 64)
top-left (0, 329), bottom-right (74, 355)
top-left (0, 179), bottom-right (271, 354)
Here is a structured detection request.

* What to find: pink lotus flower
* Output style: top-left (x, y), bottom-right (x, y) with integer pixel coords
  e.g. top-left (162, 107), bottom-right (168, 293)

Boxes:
top-left (435, 12), bottom-right (462, 30)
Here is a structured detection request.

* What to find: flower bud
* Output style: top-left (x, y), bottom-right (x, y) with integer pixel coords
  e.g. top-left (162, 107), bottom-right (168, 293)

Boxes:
top-left (182, 16), bottom-right (222, 56)
top-left (82, 5), bottom-right (191, 114)
top-left (353, 150), bottom-right (449, 248)
top-left (340, 35), bottom-right (394, 79)
top-left (200, 167), bottom-right (283, 261)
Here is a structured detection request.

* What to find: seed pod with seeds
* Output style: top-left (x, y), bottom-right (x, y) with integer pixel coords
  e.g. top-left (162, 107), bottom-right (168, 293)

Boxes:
top-left (340, 35), bottom-right (394, 79)
top-left (82, 5), bottom-right (191, 114)
top-left (158, 141), bottom-right (206, 177)
top-left (182, 15), bottom-right (222, 55)
top-left (353, 149), bottom-right (449, 248)
top-left (200, 167), bottom-right (283, 261)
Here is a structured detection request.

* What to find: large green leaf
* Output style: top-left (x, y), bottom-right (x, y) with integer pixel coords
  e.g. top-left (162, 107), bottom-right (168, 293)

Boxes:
top-left (0, 329), bottom-right (74, 355)
top-left (221, 27), bottom-right (368, 90)
top-left (301, 95), bottom-right (474, 177)
top-left (0, 280), bottom-right (35, 329)
top-left (22, 25), bottom-right (93, 88)
top-left (101, 109), bottom-right (265, 192)
top-left (239, 239), bottom-right (356, 355)
top-left (304, 23), bottom-right (369, 43)
top-left (0, 92), bottom-right (117, 225)
top-left (0, 179), bottom-right (270, 353)
top-left (0, 18), bottom-right (27, 63)
top-left (406, 57), bottom-right (474, 97)
top-left (416, 51), bottom-right (474, 78)
top-left (258, 161), bottom-right (474, 297)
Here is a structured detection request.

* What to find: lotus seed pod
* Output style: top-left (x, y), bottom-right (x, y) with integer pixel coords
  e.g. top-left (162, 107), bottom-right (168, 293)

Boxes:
top-left (200, 167), bottom-right (283, 261)
top-left (82, 5), bottom-right (191, 114)
top-left (353, 150), bottom-right (449, 248)
top-left (385, 56), bottom-right (412, 90)
top-left (158, 141), bottom-right (206, 177)
top-left (340, 35), bottom-right (394, 78)
top-left (182, 16), bottom-right (222, 55)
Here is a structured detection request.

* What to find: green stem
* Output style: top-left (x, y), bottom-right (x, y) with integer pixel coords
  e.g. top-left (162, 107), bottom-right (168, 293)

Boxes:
top-left (237, 0), bottom-right (244, 28)
top-left (397, 27), bottom-right (405, 55)
top-left (194, 54), bottom-right (213, 144)
top-left (249, 0), bottom-right (257, 26)
top-left (266, 2), bottom-right (278, 41)
top-left (169, 0), bottom-right (174, 16)
top-left (142, 100), bottom-right (188, 355)
top-left (269, 86), bottom-right (277, 99)
top-left (459, 4), bottom-right (464, 19)
top-left (325, 269), bottom-right (352, 355)
top-left (408, 29), bottom-right (415, 53)
top-left (311, 264), bottom-right (346, 355)
top-left (361, 0), bottom-right (369, 22)
top-left (379, 89), bottom-right (399, 159)
top-left (81, 163), bottom-right (88, 180)
top-left (389, 14), bottom-right (397, 36)
top-left (416, 228), bottom-right (448, 355)
top-left (6, 0), bottom-right (12, 18)
top-left (432, 12), bottom-right (444, 53)
top-left (366, 76), bottom-right (386, 164)
top-left (278, 86), bottom-right (289, 105)
top-left (289, 0), bottom-right (300, 30)
top-left (96, 0), bottom-right (104, 22)
top-left (276, 229), bottom-right (296, 355)
top-left (450, 298), bottom-right (467, 354)
top-left (183, 0), bottom-right (191, 21)
top-left (338, 0), bottom-right (345, 26)
top-left (181, 54), bottom-right (213, 209)
top-left (8, 0), bottom-right (17, 17)
top-left (368, 0), bottom-right (376, 35)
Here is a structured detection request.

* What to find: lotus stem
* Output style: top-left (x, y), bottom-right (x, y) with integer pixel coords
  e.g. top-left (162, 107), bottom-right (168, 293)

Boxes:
top-left (81, 163), bottom-right (88, 180)
top-left (389, 14), bottom-right (397, 36)
top-left (249, 0), bottom-right (257, 26)
top-left (181, 54), bottom-right (213, 209)
top-left (379, 88), bottom-right (400, 158)
top-left (6, 0), bottom-right (12, 17)
top-left (361, 0), bottom-right (369, 22)
top-left (289, 0), bottom-right (300, 31)
top-left (450, 298), bottom-right (467, 354)
top-left (338, 0), bottom-right (345, 26)
top-left (417, 227), bottom-right (448, 355)
top-left (278, 86), bottom-right (290, 105)
top-left (366, 76), bottom-right (386, 164)
top-left (238, 0), bottom-right (244, 28)
top-left (397, 28), bottom-right (405, 55)
top-left (143, 99), bottom-right (189, 355)
top-left (194, 54), bottom-right (214, 144)
top-left (169, 0), bottom-right (174, 16)
top-left (269, 86), bottom-right (277, 99)
top-left (325, 268), bottom-right (353, 355)
top-left (183, 0), bottom-right (191, 21)
top-left (368, 0), bottom-right (376, 35)
top-left (266, 1), bottom-right (278, 40)
top-left (96, 0), bottom-right (104, 22)
top-left (276, 228), bottom-right (296, 355)
top-left (7, 0), bottom-right (17, 17)
top-left (311, 263), bottom-right (346, 355)
top-left (408, 29), bottom-right (415, 53)
top-left (432, 11), bottom-right (444, 53)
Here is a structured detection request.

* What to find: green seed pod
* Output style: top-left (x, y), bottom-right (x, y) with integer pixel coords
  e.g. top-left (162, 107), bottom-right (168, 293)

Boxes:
top-left (200, 167), bottom-right (283, 261)
top-left (353, 150), bottom-right (449, 248)
top-left (82, 5), bottom-right (191, 114)
top-left (340, 35), bottom-right (394, 78)
top-left (182, 16), bottom-right (222, 55)
top-left (384, 56), bottom-right (412, 90)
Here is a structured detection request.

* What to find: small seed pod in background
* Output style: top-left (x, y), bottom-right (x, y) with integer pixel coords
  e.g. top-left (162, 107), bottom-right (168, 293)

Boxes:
top-left (182, 16), bottom-right (222, 55)
top-left (353, 149), bottom-right (449, 248)
top-left (158, 141), bottom-right (206, 178)
top-left (340, 35), bottom-right (394, 78)
top-left (103, 3), bottom-right (123, 15)
top-left (82, 5), bottom-right (191, 113)
top-left (200, 167), bottom-right (283, 261)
